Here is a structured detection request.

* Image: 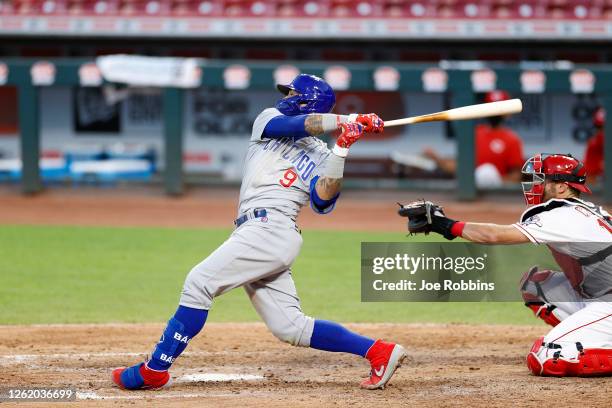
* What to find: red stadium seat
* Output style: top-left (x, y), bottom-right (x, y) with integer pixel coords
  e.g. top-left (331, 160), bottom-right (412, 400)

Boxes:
top-left (0, 1), bottom-right (14, 14)
top-left (83, 0), bottom-right (120, 15)
top-left (437, 4), bottom-right (456, 18)
top-left (329, 1), bottom-right (381, 18)
top-left (276, 0), bottom-right (299, 17)
top-left (456, 1), bottom-right (492, 18)
top-left (381, 0), bottom-right (438, 18)
top-left (568, 0), bottom-right (601, 19)
top-left (258, 0), bottom-right (327, 17)
top-left (14, 0), bottom-right (41, 15)
top-left (118, 0), bottom-right (137, 16)
top-left (171, 1), bottom-right (223, 16)
top-left (382, 1), bottom-right (404, 18)
top-left (40, 0), bottom-right (68, 14)
top-left (117, 0), bottom-right (171, 16)
top-left (0, 0), bottom-right (609, 20)
top-left (143, 0), bottom-right (172, 15)
top-left (222, 0), bottom-right (275, 17)
top-left (298, 0), bottom-right (328, 17)
top-left (68, 0), bottom-right (86, 14)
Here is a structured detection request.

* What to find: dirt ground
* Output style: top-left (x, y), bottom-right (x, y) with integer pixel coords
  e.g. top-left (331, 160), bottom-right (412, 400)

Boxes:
top-left (0, 185), bottom-right (526, 230)
top-left (1, 186), bottom-right (609, 407)
top-left (2, 323), bottom-right (610, 408)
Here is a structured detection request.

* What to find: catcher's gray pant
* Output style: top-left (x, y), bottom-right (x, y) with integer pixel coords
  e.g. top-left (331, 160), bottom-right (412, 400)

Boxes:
top-left (179, 213), bottom-right (315, 347)
top-left (523, 269), bottom-right (612, 358)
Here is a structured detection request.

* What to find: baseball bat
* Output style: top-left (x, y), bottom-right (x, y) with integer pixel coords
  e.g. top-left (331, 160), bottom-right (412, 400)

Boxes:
top-left (383, 98), bottom-right (522, 128)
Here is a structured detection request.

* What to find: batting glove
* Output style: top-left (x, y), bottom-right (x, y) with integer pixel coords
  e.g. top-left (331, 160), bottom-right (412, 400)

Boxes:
top-left (355, 113), bottom-right (384, 133)
top-left (332, 122), bottom-right (364, 157)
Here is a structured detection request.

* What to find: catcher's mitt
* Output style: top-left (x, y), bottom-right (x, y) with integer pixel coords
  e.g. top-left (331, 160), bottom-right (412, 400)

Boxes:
top-left (398, 200), bottom-right (457, 240)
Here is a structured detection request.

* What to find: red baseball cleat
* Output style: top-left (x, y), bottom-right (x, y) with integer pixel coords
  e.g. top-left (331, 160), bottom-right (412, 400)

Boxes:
top-left (112, 362), bottom-right (171, 390)
top-left (361, 340), bottom-right (407, 390)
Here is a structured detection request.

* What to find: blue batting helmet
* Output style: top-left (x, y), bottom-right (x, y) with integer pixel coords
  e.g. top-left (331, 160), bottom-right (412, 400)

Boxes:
top-left (275, 74), bottom-right (336, 116)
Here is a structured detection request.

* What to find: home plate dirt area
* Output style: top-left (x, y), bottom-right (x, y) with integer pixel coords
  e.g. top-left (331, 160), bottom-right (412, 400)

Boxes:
top-left (1, 323), bottom-right (610, 408)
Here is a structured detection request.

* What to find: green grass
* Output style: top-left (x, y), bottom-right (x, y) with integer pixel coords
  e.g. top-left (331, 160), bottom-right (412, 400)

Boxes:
top-left (0, 225), bottom-right (539, 325)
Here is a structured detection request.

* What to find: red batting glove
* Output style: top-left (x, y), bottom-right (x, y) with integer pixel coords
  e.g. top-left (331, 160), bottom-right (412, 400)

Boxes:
top-left (337, 122), bottom-right (363, 148)
top-left (333, 122), bottom-right (363, 157)
top-left (356, 113), bottom-right (384, 133)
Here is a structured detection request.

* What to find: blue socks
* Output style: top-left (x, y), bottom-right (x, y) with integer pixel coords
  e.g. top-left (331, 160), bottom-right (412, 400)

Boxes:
top-left (310, 320), bottom-right (375, 357)
top-left (147, 305), bottom-right (208, 371)
top-left (146, 312), bottom-right (373, 370)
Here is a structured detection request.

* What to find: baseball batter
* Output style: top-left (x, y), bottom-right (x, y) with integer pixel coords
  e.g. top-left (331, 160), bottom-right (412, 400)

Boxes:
top-left (400, 153), bottom-right (612, 376)
top-left (112, 74), bottom-right (406, 390)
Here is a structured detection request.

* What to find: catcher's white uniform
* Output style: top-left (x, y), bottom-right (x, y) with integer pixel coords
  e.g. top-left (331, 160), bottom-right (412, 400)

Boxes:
top-left (513, 198), bottom-right (612, 374)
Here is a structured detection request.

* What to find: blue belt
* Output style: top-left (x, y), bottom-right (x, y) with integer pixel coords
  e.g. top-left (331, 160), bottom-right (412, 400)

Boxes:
top-left (234, 208), bottom-right (267, 227)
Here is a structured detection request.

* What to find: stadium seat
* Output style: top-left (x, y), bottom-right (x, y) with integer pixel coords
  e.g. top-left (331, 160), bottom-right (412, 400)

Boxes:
top-left (298, 0), bottom-right (327, 17)
top-left (0, 1), bottom-right (14, 14)
top-left (141, 0), bottom-right (172, 15)
top-left (67, 0), bottom-right (86, 15)
top-left (171, 0), bottom-right (222, 16)
top-left (223, 0), bottom-right (274, 17)
top-left (276, 0), bottom-right (299, 17)
top-left (329, 1), bottom-right (381, 18)
top-left (382, 1), bottom-right (403, 18)
top-left (456, 0), bottom-right (492, 18)
top-left (40, 0), bottom-right (68, 14)
top-left (82, 0), bottom-right (120, 15)
top-left (14, 0), bottom-right (41, 14)
top-left (0, 0), bottom-right (610, 22)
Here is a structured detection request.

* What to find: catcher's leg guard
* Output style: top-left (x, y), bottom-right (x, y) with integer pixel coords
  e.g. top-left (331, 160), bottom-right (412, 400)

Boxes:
top-left (527, 338), bottom-right (612, 377)
top-left (520, 267), bottom-right (565, 327)
top-left (525, 303), bottom-right (562, 327)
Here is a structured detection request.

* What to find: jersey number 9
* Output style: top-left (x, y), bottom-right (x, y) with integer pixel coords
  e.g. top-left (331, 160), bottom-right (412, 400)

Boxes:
top-left (280, 169), bottom-right (298, 188)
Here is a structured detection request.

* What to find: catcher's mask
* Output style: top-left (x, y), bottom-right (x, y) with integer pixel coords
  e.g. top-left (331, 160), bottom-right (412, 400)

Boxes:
top-left (521, 153), bottom-right (591, 206)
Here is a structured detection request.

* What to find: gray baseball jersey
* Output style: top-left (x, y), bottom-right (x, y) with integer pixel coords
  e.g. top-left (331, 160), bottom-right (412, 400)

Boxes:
top-left (179, 108), bottom-right (335, 347)
top-left (237, 108), bottom-right (333, 220)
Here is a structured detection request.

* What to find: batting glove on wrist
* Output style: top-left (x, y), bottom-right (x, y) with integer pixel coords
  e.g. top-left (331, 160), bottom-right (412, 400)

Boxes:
top-left (356, 113), bottom-right (384, 133)
top-left (332, 122), bottom-right (364, 157)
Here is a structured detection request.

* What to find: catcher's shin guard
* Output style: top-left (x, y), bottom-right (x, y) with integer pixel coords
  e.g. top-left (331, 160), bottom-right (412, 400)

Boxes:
top-left (520, 267), bottom-right (563, 327)
top-left (527, 337), bottom-right (612, 377)
top-left (525, 303), bottom-right (562, 327)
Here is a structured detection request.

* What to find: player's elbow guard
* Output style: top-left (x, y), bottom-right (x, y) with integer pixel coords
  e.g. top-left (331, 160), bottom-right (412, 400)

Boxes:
top-left (309, 176), bottom-right (339, 215)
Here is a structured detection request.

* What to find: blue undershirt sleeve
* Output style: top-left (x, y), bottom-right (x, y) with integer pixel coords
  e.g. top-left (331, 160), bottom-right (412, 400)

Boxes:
top-left (263, 114), bottom-right (309, 140)
top-left (309, 176), bottom-right (340, 215)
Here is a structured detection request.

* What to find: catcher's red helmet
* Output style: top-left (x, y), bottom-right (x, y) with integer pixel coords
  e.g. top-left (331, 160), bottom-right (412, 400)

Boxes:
top-left (484, 90), bottom-right (510, 103)
top-left (593, 107), bottom-right (605, 128)
top-left (521, 153), bottom-right (591, 205)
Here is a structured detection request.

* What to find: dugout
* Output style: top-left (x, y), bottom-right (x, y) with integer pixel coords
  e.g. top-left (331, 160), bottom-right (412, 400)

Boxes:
top-left (1, 58), bottom-right (612, 201)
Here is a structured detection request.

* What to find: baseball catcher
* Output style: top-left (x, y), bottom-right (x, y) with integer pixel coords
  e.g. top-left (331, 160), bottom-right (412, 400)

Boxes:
top-left (399, 153), bottom-right (612, 377)
top-left (112, 74), bottom-right (406, 391)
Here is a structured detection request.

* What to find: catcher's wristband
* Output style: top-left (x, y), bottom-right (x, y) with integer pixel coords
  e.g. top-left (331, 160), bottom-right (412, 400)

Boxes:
top-left (450, 221), bottom-right (466, 238)
top-left (432, 216), bottom-right (460, 240)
